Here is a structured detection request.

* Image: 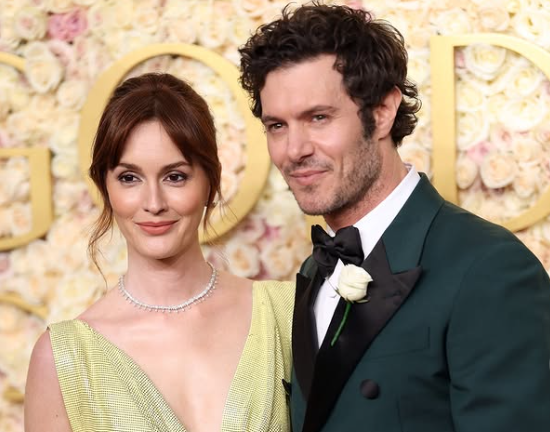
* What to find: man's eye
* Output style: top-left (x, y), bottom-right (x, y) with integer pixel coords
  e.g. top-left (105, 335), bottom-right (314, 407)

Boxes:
top-left (266, 123), bottom-right (283, 132)
top-left (313, 114), bottom-right (326, 121)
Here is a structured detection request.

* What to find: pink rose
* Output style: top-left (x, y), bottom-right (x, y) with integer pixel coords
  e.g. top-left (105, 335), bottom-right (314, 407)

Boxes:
top-left (48, 9), bottom-right (87, 42)
top-left (466, 140), bottom-right (495, 165)
top-left (344, 0), bottom-right (365, 10)
top-left (0, 253), bottom-right (12, 281)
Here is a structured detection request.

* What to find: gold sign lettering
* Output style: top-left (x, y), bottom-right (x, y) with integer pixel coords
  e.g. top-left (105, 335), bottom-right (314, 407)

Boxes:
top-left (430, 34), bottom-right (550, 232)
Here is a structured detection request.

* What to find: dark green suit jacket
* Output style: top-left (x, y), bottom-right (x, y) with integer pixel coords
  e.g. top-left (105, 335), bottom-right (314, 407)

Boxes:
top-left (290, 174), bottom-right (550, 432)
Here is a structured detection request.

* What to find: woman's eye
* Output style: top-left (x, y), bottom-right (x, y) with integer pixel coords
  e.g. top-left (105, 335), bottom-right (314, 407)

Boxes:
top-left (166, 172), bottom-right (187, 183)
top-left (118, 173), bottom-right (138, 183)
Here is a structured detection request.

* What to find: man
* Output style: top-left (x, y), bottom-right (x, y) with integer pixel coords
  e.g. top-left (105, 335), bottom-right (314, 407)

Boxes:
top-left (239, 2), bottom-right (550, 432)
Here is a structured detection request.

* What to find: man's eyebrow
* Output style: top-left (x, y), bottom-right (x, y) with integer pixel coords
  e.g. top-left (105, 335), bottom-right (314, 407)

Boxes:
top-left (260, 114), bottom-right (281, 124)
top-left (261, 106), bottom-right (337, 124)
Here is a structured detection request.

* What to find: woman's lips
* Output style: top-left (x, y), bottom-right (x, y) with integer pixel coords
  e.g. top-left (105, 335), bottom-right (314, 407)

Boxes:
top-left (136, 221), bottom-right (177, 235)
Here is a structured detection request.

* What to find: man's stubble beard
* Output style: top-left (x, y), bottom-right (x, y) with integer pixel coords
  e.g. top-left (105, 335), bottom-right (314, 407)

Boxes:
top-left (287, 136), bottom-right (382, 218)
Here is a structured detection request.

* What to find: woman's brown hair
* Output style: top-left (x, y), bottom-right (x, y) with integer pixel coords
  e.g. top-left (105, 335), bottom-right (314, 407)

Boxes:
top-left (88, 72), bottom-right (221, 270)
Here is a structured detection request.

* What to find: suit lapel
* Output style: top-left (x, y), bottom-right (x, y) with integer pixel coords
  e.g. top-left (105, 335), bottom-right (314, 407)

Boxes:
top-left (303, 239), bottom-right (422, 432)
top-left (300, 174), bottom-right (444, 432)
top-left (293, 271), bottom-right (323, 399)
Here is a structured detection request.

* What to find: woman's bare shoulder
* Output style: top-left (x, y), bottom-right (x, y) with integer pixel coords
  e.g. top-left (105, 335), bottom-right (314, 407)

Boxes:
top-left (25, 331), bottom-right (72, 432)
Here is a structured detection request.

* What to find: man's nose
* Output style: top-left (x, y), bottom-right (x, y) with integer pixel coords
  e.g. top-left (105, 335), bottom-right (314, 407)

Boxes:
top-left (287, 124), bottom-right (314, 162)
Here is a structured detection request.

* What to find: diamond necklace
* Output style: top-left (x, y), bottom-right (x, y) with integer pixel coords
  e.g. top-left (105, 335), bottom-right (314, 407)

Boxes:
top-left (118, 262), bottom-right (217, 313)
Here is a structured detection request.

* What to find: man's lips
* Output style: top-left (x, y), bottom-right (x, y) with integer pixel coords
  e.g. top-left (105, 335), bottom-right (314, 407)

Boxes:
top-left (136, 221), bottom-right (177, 235)
top-left (288, 170), bottom-right (326, 186)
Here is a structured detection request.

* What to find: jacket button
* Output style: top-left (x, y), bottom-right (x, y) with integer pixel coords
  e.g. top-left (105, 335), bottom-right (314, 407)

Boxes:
top-left (360, 379), bottom-right (380, 399)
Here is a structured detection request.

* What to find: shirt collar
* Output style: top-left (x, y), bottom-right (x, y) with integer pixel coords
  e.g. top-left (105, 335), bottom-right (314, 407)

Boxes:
top-left (328, 164), bottom-right (420, 258)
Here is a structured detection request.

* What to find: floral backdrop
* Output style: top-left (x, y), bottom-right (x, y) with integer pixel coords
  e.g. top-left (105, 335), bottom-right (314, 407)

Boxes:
top-left (1, 0), bottom-right (550, 427)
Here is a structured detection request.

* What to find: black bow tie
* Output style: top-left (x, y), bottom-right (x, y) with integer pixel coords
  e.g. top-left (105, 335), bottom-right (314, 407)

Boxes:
top-left (311, 224), bottom-right (364, 279)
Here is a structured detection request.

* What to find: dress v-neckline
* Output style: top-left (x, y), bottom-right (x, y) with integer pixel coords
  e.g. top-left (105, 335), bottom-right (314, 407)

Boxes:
top-left (73, 282), bottom-right (257, 432)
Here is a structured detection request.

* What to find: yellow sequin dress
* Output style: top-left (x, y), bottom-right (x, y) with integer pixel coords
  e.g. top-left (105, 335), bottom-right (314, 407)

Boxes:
top-left (49, 280), bottom-right (294, 432)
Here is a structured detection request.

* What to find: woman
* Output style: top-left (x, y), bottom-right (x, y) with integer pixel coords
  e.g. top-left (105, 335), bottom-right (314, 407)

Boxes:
top-left (24, 73), bottom-right (294, 432)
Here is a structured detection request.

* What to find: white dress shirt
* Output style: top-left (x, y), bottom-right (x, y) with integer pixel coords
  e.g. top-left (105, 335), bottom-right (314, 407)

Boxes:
top-left (313, 165), bottom-right (421, 345)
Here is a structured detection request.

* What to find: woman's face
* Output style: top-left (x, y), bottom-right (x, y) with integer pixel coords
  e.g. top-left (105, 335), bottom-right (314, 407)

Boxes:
top-left (106, 120), bottom-right (209, 261)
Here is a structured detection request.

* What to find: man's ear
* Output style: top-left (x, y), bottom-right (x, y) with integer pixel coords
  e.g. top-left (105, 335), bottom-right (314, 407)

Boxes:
top-left (373, 86), bottom-right (402, 140)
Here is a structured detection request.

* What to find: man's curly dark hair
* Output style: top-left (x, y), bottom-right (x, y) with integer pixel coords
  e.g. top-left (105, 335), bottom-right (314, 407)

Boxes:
top-left (239, 1), bottom-right (421, 146)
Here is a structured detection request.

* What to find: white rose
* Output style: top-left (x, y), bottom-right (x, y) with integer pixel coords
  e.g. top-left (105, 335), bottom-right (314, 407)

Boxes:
top-left (224, 240), bottom-right (260, 278)
top-left (199, 18), bottom-right (229, 49)
top-left (105, 30), bottom-right (155, 57)
top-left (104, 0), bottom-right (136, 30)
top-left (220, 170), bottom-right (240, 202)
top-left (478, 4), bottom-right (510, 31)
top-left (338, 265), bottom-right (372, 302)
top-left (48, 271), bottom-right (102, 322)
top-left (432, 8), bottom-right (473, 35)
top-left (0, 305), bottom-right (21, 332)
top-left (25, 54), bottom-right (64, 93)
top-left (513, 167), bottom-right (540, 198)
top-left (259, 190), bottom-right (302, 227)
top-left (407, 53), bottom-right (430, 86)
top-left (95, 234), bottom-right (128, 276)
top-left (218, 140), bottom-right (244, 173)
top-left (456, 78), bottom-right (488, 113)
top-left (4, 157), bottom-right (30, 203)
top-left (56, 79), bottom-right (88, 111)
top-left (13, 7), bottom-right (48, 40)
top-left (53, 180), bottom-right (89, 216)
top-left (232, 0), bottom-right (270, 18)
top-left (86, 3), bottom-right (109, 37)
top-left (267, 167), bottom-right (291, 193)
top-left (46, 0), bottom-right (74, 13)
top-left (160, 16), bottom-right (198, 44)
top-left (132, 7), bottom-right (159, 34)
top-left (398, 143), bottom-right (431, 176)
top-left (463, 44), bottom-right (507, 80)
top-left (0, 20), bottom-right (21, 50)
top-left (459, 189), bottom-right (485, 215)
top-left (486, 92), bottom-right (509, 122)
top-left (505, 61), bottom-right (544, 98)
top-left (511, 136), bottom-right (543, 164)
top-left (259, 240), bottom-right (296, 279)
top-left (8, 202), bottom-right (32, 236)
top-left (229, 16), bottom-right (254, 46)
top-left (20, 239), bottom-right (53, 276)
top-left (7, 86), bottom-right (31, 112)
top-left (408, 28), bottom-right (432, 50)
top-left (513, 9), bottom-right (550, 48)
top-left (6, 111), bottom-right (34, 143)
top-left (234, 213), bottom-right (266, 244)
top-left (51, 151), bottom-right (79, 179)
top-left (479, 151), bottom-right (518, 189)
top-left (0, 65), bottom-right (19, 89)
top-left (207, 93), bottom-right (231, 126)
top-left (22, 41), bottom-right (52, 60)
top-left (499, 97), bottom-right (547, 131)
top-left (457, 111), bottom-right (490, 150)
top-left (73, 0), bottom-right (97, 5)
top-left (49, 112), bottom-right (80, 153)
top-left (0, 252), bottom-right (12, 281)
top-left (456, 156), bottom-right (479, 189)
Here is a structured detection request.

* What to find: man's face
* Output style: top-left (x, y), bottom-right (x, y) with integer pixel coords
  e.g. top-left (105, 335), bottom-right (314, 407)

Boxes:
top-left (259, 54), bottom-right (382, 220)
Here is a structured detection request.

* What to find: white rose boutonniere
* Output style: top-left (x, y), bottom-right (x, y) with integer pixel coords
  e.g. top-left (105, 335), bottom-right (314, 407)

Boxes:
top-left (331, 264), bottom-right (373, 346)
